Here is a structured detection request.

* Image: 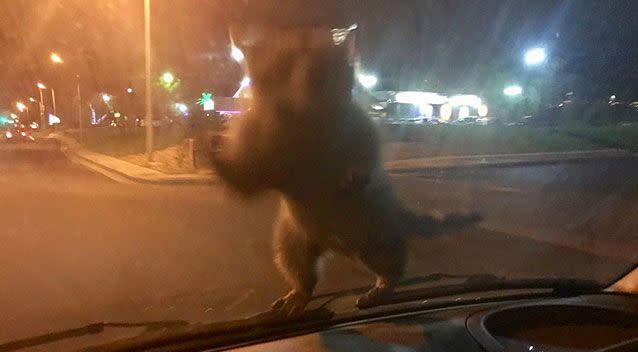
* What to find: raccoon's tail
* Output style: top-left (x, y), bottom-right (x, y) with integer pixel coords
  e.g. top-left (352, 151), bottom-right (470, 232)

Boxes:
top-left (406, 211), bottom-right (482, 237)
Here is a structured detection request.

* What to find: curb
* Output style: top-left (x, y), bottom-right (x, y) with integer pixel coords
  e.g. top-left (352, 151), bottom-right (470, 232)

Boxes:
top-left (50, 133), bottom-right (217, 185)
top-left (72, 152), bottom-right (218, 185)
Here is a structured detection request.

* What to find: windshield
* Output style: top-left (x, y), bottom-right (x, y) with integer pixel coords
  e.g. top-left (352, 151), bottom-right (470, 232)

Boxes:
top-left (0, 0), bottom-right (636, 349)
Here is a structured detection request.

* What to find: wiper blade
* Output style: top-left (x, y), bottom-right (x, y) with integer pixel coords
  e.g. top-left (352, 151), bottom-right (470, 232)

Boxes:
top-left (83, 309), bottom-right (334, 352)
top-left (0, 320), bottom-right (189, 352)
top-left (307, 273), bottom-right (601, 309)
top-left (79, 275), bottom-right (601, 352)
top-left (357, 276), bottom-right (602, 309)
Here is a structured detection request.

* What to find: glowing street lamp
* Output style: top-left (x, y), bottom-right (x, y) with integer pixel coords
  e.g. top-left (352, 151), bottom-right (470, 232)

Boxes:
top-left (175, 103), bottom-right (188, 113)
top-left (29, 97), bottom-right (36, 103)
top-left (357, 73), bottom-right (378, 89)
top-left (10, 113), bottom-right (18, 120)
top-left (240, 76), bottom-right (251, 88)
top-left (102, 93), bottom-right (111, 103)
top-left (524, 47), bottom-right (546, 66)
top-left (36, 83), bottom-right (47, 129)
top-left (127, 87), bottom-right (134, 94)
top-left (503, 85), bottom-right (523, 97)
top-left (231, 45), bottom-right (245, 62)
top-left (16, 102), bottom-right (26, 112)
top-left (50, 52), bottom-right (63, 64)
top-left (161, 72), bottom-right (175, 85)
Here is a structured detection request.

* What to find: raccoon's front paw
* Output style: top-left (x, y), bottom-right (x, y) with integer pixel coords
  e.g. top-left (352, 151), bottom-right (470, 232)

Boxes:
top-left (356, 285), bottom-right (393, 309)
top-left (271, 290), bottom-right (310, 317)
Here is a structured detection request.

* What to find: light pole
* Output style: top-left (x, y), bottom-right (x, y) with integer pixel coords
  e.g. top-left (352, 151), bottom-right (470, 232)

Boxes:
top-left (16, 101), bottom-right (29, 123)
top-left (51, 88), bottom-right (57, 116)
top-left (50, 52), bottom-right (83, 138)
top-left (47, 53), bottom-right (61, 116)
top-left (77, 74), bottom-right (82, 141)
top-left (37, 82), bottom-right (47, 130)
top-left (144, 0), bottom-right (154, 161)
top-left (28, 97), bottom-right (36, 125)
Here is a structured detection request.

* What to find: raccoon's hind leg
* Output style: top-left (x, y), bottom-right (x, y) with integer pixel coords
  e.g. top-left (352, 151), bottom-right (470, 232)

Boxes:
top-left (271, 210), bottom-right (324, 316)
top-left (356, 236), bottom-right (407, 308)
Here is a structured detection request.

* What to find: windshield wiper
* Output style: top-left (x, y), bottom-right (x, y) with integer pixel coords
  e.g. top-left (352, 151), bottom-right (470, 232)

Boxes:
top-left (78, 274), bottom-right (602, 352)
top-left (0, 320), bottom-right (189, 352)
top-left (354, 275), bottom-right (602, 309)
top-left (306, 273), bottom-right (601, 309)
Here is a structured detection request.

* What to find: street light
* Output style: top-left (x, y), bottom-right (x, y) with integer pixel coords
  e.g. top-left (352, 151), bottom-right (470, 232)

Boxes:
top-left (102, 93), bottom-right (111, 103)
top-left (36, 82), bottom-right (47, 129)
top-left (175, 103), bottom-right (188, 113)
top-left (524, 47), bottom-right (546, 66)
top-left (49, 51), bottom-right (82, 139)
top-left (357, 73), bottom-right (378, 89)
top-left (50, 52), bottom-right (63, 64)
top-left (503, 85), bottom-right (523, 96)
top-left (161, 72), bottom-right (175, 85)
top-left (16, 101), bottom-right (30, 124)
top-left (231, 45), bottom-right (245, 62)
top-left (240, 76), bottom-right (251, 88)
top-left (16, 102), bottom-right (26, 112)
top-left (127, 87), bottom-right (134, 94)
top-left (28, 97), bottom-right (36, 103)
top-left (36, 81), bottom-right (55, 117)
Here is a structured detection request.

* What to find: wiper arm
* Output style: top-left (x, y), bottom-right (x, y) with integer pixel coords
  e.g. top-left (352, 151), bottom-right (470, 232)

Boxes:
top-left (77, 275), bottom-right (601, 352)
top-left (357, 276), bottom-right (602, 309)
top-left (0, 320), bottom-right (189, 352)
top-left (311, 273), bottom-right (507, 308)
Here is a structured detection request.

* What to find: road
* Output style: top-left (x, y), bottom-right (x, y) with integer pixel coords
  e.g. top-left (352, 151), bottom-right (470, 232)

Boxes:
top-left (0, 143), bottom-right (635, 348)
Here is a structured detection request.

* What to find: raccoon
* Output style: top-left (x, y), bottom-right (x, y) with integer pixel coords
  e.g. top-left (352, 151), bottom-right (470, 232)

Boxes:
top-left (209, 26), bottom-right (481, 316)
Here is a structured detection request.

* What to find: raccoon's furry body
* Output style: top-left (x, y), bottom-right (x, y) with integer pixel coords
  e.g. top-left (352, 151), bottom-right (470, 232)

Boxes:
top-left (210, 27), bottom-right (480, 315)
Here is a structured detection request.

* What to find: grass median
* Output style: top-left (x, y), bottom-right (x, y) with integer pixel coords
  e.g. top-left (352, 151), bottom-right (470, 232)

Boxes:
top-left (68, 124), bottom-right (638, 170)
top-left (67, 126), bottom-right (185, 157)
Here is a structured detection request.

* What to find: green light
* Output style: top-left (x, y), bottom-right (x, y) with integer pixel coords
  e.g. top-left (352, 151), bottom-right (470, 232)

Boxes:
top-left (196, 92), bottom-right (215, 111)
top-left (197, 92), bottom-right (213, 106)
top-left (159, 71), bottom-right (179, 92)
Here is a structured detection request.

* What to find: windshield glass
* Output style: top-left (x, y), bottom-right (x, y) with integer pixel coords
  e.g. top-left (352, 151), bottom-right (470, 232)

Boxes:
top-left (0, 0), bottom-right (636, 348)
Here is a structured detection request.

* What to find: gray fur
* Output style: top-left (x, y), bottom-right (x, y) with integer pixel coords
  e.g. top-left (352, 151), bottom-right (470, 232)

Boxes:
top-left (209, 28), bottom-right (481, 315)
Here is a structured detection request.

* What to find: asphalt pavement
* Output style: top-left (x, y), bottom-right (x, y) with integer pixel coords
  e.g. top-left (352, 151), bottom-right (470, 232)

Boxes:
top-left (0, 142), bottom-right (635, 349)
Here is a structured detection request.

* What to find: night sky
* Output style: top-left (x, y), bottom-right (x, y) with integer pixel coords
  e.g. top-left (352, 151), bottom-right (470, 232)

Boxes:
top-left (1, 0), bottom-right (637, 112)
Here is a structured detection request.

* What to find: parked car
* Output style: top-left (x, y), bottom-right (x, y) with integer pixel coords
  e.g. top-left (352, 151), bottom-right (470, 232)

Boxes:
top-left (1, 128), bottom-right (34, 142)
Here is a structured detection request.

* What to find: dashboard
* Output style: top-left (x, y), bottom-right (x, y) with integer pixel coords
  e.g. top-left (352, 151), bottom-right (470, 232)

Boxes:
top-left (229, 293), bottom-right (638, 352)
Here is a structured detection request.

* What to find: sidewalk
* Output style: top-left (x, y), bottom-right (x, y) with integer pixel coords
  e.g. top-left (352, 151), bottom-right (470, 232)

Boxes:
top-left (50, 133), bottom-right (216, 185)
top-left (49, 133), bottom-right (637, 184)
